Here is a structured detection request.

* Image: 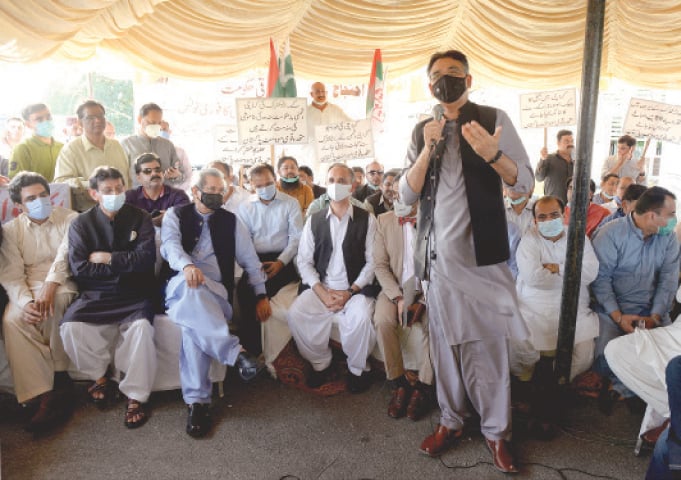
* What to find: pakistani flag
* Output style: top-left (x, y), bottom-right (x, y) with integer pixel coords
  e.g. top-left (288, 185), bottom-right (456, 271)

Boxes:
top-left (272, 39), bottom-right (297, 98)
top-left (366, 48), bottom-right (385, 128)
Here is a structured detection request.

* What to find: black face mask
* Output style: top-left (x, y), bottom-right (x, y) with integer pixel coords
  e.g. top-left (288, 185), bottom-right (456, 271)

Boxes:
top-left (432, 75), bottom-right (467, 104)
top-left (200, 191), bottom-right (224, 210)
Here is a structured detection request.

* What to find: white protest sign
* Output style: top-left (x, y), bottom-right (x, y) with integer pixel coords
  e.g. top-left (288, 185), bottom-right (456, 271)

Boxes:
top-left (315, 119), bottom-right (374, 164)
top-left (623, 98), bottom-right (681, 145)
top-left (214, 125), bottom-right (270, 165)
top-left (519, 88), bottom-right (577, 128)
top-left (235, 97), bottom-right (307, 146)
top-left (0, 183), bottom-right (71, 224)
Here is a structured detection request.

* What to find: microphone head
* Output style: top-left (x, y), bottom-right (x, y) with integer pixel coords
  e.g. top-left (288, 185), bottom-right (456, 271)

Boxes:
top-left (431, 104), bottom-right (444, 121)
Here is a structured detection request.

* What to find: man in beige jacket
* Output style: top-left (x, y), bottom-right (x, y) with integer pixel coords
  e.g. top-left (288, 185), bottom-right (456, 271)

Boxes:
top-left (373, 175), bottom-right (432, 421)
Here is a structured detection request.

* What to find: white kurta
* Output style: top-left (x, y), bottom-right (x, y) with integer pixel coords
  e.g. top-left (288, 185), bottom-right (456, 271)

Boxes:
top-left (516, 227), bottom-right (600, 351)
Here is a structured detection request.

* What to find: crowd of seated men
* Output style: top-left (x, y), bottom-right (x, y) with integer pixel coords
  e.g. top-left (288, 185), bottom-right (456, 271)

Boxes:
top-left (1, 102), bottom-right (680, 474)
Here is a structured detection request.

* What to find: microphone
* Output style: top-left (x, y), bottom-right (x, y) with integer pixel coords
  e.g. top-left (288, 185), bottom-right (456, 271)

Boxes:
top-left (429, 104), bottom-right (445, 150)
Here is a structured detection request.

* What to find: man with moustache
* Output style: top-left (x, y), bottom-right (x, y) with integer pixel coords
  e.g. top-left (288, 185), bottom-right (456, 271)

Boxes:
top-left (400, 50), bottom-right (533, 472)
top-left (125, 153), bottom-right (190, 228)
top-left (535, 130), bottom-right (575, 203)
top-left (53, 101), bottom-right (131, 212)
top-left (276, 155), bottom-right (314, 216)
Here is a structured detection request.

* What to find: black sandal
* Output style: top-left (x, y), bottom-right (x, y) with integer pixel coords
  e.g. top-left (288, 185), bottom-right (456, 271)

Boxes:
top-left (124, 399), bottom-right (149, 429)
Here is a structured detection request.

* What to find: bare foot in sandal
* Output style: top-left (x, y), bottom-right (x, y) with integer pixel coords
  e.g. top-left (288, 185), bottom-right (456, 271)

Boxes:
top-left (88, 377), bottom-right (110, 408)
top-left (124, 398), bottom-right (149, 429)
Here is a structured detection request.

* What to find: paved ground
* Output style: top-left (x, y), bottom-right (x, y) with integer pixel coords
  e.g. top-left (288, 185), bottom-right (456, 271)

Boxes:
top-left (0, 373), bottom-right (650, 480)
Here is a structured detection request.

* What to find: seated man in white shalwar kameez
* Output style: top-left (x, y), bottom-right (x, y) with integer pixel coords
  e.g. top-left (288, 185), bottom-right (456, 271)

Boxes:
top-left (511, 196), bottom-right (599, 436)
top-left (161, 168), bottom-right (271, 438)
top-left (288, 163), bottom-right (377, 394)
top-left (512, 195), bottom-right (599, 379)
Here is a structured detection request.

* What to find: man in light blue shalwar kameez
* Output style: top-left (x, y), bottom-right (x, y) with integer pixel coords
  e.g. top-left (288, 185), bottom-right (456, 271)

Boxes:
top-left (161, 168), bottom-right (271, 438)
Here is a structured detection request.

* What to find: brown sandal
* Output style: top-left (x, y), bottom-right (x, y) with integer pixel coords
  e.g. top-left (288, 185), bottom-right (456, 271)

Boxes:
top-left (124, 399), bottom-right (149, 429)
top-left (87, 378), bottom-right (111, 409)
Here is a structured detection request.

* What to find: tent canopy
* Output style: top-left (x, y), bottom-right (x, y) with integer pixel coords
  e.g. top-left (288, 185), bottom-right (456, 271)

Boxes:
top-left (1, 1), bottom-right (680, 88)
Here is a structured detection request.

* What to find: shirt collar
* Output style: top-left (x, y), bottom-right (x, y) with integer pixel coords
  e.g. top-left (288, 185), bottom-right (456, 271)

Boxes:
top-left (326, 204), bottom-right (354, 221)
top-left (81, 135), bottom-right (108, 151)
top-left (625, 212), bottom-right (645, 240)
top-left (19, 211), bottom-right (55, 227)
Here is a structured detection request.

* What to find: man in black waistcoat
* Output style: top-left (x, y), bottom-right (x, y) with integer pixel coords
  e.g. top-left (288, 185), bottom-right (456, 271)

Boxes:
top-left (364, 169), bottom-right (397, 216)
top-left (400, 50), bottom-right (534, 472)
top-left (161, 168), bottom-right (270, 438)
top-left (60, 166), bottom-right (157, 429)
top-left (287, 163), bottom-right (378, 394)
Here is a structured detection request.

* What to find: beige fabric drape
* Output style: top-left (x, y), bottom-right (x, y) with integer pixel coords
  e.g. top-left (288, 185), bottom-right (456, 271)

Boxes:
top-left (1, 1), bottom-right (681, 88)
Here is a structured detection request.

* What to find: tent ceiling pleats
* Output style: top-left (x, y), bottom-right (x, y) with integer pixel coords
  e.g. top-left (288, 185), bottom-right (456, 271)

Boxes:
top-left (1, 1), bottom-right (680, 88)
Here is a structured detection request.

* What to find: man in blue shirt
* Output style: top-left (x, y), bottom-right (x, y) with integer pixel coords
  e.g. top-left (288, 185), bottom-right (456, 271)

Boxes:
top-left (236, 163), bottom-right (302, 363)
top-left (592, 186), bottom-right (680, 413)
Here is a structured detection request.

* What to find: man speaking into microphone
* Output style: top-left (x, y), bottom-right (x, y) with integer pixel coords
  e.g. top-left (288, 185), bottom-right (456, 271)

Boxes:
top-left (400, 50), bottom-right (533, 473)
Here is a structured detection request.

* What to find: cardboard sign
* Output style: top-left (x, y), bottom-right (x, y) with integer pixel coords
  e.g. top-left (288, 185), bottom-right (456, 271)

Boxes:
top-left (520, 88), bottom-right (577, 128)
top-left (0, 183), bottom-right (72, 224)
top-left (214, 124), bottom-right (270, 165)
top-left (235, 97), bottom-right (308, 146)
top-left (623, 98), bottom-right (681, 145)
top-left (315, 119), bottom-right (374, 164)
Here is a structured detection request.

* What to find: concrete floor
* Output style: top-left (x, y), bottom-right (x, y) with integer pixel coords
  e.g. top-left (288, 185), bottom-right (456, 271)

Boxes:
top-left (0, 374), bottom-right (650, 480)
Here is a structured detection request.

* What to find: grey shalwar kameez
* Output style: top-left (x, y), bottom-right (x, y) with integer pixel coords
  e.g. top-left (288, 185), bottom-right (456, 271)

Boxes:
top-left (400, 106), bottom-right (533, 440)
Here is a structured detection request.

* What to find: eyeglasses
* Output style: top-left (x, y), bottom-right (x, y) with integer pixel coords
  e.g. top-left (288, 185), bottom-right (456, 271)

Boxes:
top-left (83, 114), bottom-right (105, 122)
top-left (367, 170), bottom-right (384, 176)
top-left (429, 67), bottom-right (467, 83)
top-left (141, 167), bottom-right (163, 174)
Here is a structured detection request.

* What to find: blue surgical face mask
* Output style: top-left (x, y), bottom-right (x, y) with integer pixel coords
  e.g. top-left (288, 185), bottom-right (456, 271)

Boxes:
top-left (35, 120), bottom-right (55, 138)
top-left (159, 130), bottom-right (170, 140)
top-left (26, 196), bottom-right (52, 220)
top-left (256, 184), bottom-right (277, 201)
top-left (602, 191), bottom-right (615, 200)
top-left (508, 196), bottom-right (528, 206)
top-left (658, 216), bottom-right (678, 236)
top-left (101, 193), bottom-right (126, 212)
top-left (537, 217), bottom-right (564, 238)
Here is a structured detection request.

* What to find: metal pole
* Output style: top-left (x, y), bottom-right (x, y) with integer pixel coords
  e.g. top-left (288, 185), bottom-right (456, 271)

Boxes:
top-left (554, 0), bottom-right (606, 384)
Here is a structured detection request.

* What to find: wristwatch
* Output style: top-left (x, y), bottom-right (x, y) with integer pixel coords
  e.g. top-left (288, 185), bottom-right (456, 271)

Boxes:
top-left (347, 288), bottom-right (357, 296)
top-left (487, 150), bottom-right (503, 164)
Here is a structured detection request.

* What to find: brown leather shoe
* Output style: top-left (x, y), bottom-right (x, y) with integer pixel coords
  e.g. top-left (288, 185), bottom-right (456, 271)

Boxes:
top-left (419, 424), bottom-right (462, 457)
top-left (485, 438), bottom-right (519, 473)
top-left (406, 389), bottom-right (430, 421)
top-left (642, 419), bottom-right (670, 445)
top-left (388, 386), bottom-right (410, 418)
top-left (25, 391), bottom-right (69, 433)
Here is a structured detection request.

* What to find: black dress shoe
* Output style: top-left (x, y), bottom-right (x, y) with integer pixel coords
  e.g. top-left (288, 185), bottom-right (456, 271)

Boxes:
top-left (186, 403), bottom-right (211, 438)
top-left (347, 371), bottom-right (372, 394)
top-left (235, 351), bottom-right (264, 383)
top-left (598, 377), bottom-right (620, 416)
top-left (307, 364), bottom-right (334, 389)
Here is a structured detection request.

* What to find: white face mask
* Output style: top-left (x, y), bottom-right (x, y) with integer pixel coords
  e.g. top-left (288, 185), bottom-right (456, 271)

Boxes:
top-left (393, 199), bottom-right (413, 218)
top-left (312, 100), bottom-right (327, 107)
top-left (327, 183), bottom-right (351, 202)
top-left (144, 124), bottom-right (162, 138)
